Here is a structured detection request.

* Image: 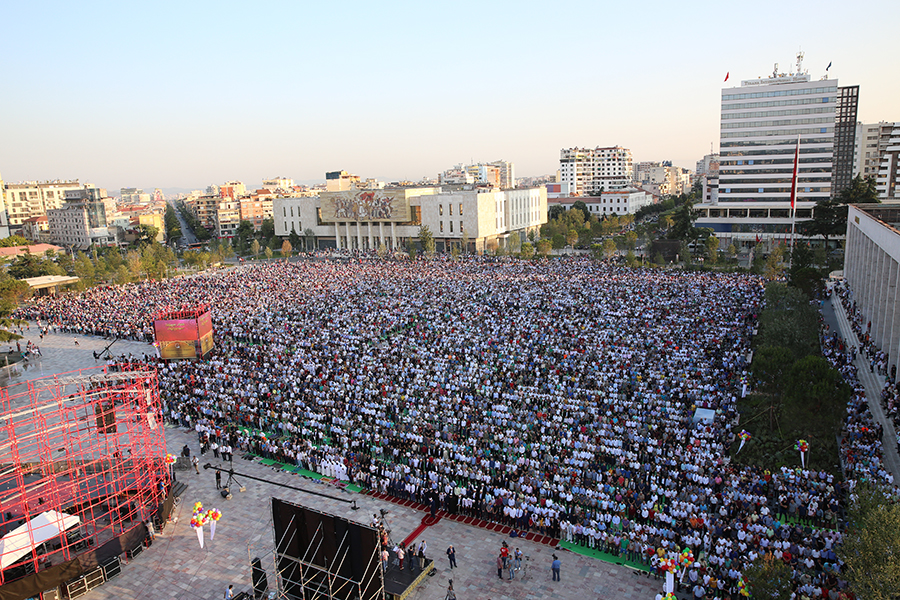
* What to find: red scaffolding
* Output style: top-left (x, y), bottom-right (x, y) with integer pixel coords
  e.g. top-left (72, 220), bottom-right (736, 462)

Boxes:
top-left (0, 365), bottom-right (168, 586)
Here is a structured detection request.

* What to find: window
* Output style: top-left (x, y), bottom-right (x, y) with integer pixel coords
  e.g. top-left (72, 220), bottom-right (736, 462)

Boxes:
top-left (439, 204), bottom-right (443, 216)
top-left (449, 204), bottom-right (453, 216)
top-left (459, 203), bottom-right (463, 215)
top-left (460, 221), bottom-right (463, 233)
top-left (449, 221), bottom-right (453, 232)
top-left (440, 221), bottom-right (444, 233)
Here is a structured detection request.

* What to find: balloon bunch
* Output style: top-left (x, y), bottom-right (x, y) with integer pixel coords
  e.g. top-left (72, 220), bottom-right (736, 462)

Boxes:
top-left (658, 557), bottom-right (679, 573)
top-left (190, 512), bottom-right (208, 529)
top-left (678, 547), bottom-right (694, 568)
top-left (190, 502), bottom-right (207, 528)
top-left (796, 439), bottom-right (809, 468)
top-left (664, 594), bottom-right (677, 600)
top-left (738, 576), bottom-right (750, 597)
top-left (165, 453), bottom-right (177, 465)
top-left (206, 507), bottom-right (222, 540)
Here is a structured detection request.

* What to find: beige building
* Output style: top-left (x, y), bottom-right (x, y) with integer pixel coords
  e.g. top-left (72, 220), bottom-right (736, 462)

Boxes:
top-left (854, 122), bottom-right (895, 179)
top-left (274, 185), bottom-right (546, 254)
top-left (4, 180), bottom-right (83, 227)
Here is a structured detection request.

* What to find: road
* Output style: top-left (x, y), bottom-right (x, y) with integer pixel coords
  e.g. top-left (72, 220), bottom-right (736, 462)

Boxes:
top-left (168, 198), bottom-right (199, 246)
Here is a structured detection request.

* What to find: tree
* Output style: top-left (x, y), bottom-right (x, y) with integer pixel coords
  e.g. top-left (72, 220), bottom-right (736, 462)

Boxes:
top-left (548, 204), bottom-right (566, 222)
top-left (520, 242), bottom-right (534, 260)
top-left (74, 252), bottom-right (96, 286)
top-left (602, 239), bottom-right (617, 259)
top-left (551, 233), bottom-right (566, 249)
top-left (801, 176), bottom-right (879, 246)
top-left (668, 199), bottom-right (698, 241)
top-left (135, 224), bottom-right (159, 246)
top-left (838, 174), bottom-right (879, 204)
top-left (126, 249), bottom-right (142, 280)
top-left (572, 200), bottom-right (591, 221)
top-left (0, 235), bottom-right (32, 248)
top-left (706, 235), bottom-right (720, 264)
top-left (288, 227), bottom-right (302, 254)
top-left (264, 246), bottom-right (273, 261)
top-left (235, 220), bottom-right (255, 254)
top-left (566, 229), bottom-right (578, 251)
top-left (838, 485), bottom-right (900, 599)
top-left (461, 229), bottom-right (470, 254)
top-left (8, 251), bottom-right (52, 279)
top-left (251, 239), bottom-right (261, 259)
top-left (625, 250), bottom-right (637, 267)
top-left (726, 243), bottom-right (737, 262)
top-left (259, 217), bottom-right (275, 241)
top-left (418, 225), bottom-right (435, 257)
top-left (743, 553), bottom-right (793, 600)
top-left (304, 228), bottom-right (316, 252)
top-left (624, 231), bottom-right (638, 251)
top-left (0, 278), bottom-right (30, 342)
top-left (765, 244), bottom-right (786, 279)
top-left (536, 239), bottom-right (552, 257)
top-left (281, 239), bottom-right (292, 260)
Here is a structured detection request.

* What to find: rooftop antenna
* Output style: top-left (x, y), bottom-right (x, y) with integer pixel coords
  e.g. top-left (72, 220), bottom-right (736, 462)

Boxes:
top-left (795, 50), bottom-right (805, 75)
top-left (772, 63), bottom-right (779, 78)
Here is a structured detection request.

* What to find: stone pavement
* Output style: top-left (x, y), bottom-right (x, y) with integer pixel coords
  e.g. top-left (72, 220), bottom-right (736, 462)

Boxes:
top-left (3, 328), bottom-right (661, 600)
top-left (828, 290), bottom-right (900, 483)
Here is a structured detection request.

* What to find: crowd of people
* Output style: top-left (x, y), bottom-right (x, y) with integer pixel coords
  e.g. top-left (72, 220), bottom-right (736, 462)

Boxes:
top-left (15, 257), bottom-right (893, 599)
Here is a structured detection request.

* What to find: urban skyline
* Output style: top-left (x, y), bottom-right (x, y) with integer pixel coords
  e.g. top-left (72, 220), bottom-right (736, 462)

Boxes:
top-left (2, 0), bottom-right (898, 191)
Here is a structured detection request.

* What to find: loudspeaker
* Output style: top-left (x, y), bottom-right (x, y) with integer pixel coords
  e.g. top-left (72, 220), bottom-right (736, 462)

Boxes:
top-left (251, 557), bottom-right (268, 598)
top-left (101, 556), bottom-right (122, 580)
top-left (41, 588), bottom-right (61, 600)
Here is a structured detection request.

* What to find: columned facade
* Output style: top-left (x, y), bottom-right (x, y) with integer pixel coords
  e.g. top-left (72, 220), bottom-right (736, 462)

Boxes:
top-left (844, 205), bottom-right (900, 376)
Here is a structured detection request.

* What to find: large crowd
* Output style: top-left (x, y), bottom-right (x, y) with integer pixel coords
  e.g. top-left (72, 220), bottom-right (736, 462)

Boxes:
top-left (16, 258), bottom-right (897, 599)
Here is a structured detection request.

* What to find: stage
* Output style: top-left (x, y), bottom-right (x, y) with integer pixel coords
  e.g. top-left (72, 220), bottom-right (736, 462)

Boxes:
top-left (383, 550), bottom-right (433, 600)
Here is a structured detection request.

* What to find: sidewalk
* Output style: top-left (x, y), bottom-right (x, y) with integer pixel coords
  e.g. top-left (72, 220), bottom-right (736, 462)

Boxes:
top-left (829, 291), bottom-right (900, 484)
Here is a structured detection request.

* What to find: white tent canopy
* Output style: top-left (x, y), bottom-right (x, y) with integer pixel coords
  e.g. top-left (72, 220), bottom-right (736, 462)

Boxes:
top-left (0, 510), bottom-right (81, 569)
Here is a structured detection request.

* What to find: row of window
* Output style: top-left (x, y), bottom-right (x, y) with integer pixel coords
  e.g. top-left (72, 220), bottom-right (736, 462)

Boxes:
top-left (719, 177), bottom-right (833, 185)
top-left (721, 186), bottom-right (830, 194)
top-left (438, 203), bottom-right (463, 216)
top-left (721, 97), bottom-right (837, 111)
top-left (722, 86), bottom-right (837, 100)
top-left (722, 117), bottom-right (834, 129)
top-left (722, 127), bottom-right (833, 139)
top-left (721, 106), bottom-right (834, 120)
top-left (439, 221), bottom-right (465, 234)
top-left (721, 137), bottom-right (832, 149)
top-left (720, 156), bottom-right (831, 165)
top-left (719, 167), bottom-right (831, 175)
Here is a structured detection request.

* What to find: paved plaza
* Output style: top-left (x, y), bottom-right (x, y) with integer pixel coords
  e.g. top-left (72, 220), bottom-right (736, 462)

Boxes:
top-left (4, 328), bottom-right (660, 600)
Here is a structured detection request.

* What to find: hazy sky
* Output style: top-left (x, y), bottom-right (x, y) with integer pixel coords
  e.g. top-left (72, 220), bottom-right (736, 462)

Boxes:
top-left (2, 0), bottom-right (898, 192)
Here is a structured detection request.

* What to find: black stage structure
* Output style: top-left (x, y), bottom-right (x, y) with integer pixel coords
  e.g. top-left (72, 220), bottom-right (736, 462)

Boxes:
top-left (272, 498), bottom-right (383, 600)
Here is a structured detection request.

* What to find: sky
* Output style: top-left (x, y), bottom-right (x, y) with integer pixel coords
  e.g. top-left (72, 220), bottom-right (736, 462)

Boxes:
top-left (2, 0), bottom-right (898, 192)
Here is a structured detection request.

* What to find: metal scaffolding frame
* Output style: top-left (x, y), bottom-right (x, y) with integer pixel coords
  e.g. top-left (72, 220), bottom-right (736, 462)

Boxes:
top-left (0, 365), bottom-right (168, 585)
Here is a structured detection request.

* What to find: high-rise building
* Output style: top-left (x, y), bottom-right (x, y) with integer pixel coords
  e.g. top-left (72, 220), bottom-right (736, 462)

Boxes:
top-left (47, 186), bottom-right (114, 248)
top-left (855, 122), bottom-right (896, 179)
top-left (695, 55), bottom-right (857, 249)
top-left (559, 147), bottom-right (633, 196)
top-left (832, 85), bottom-right (859, 197)
top-left (876, 123), bottom-right (900, 202)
